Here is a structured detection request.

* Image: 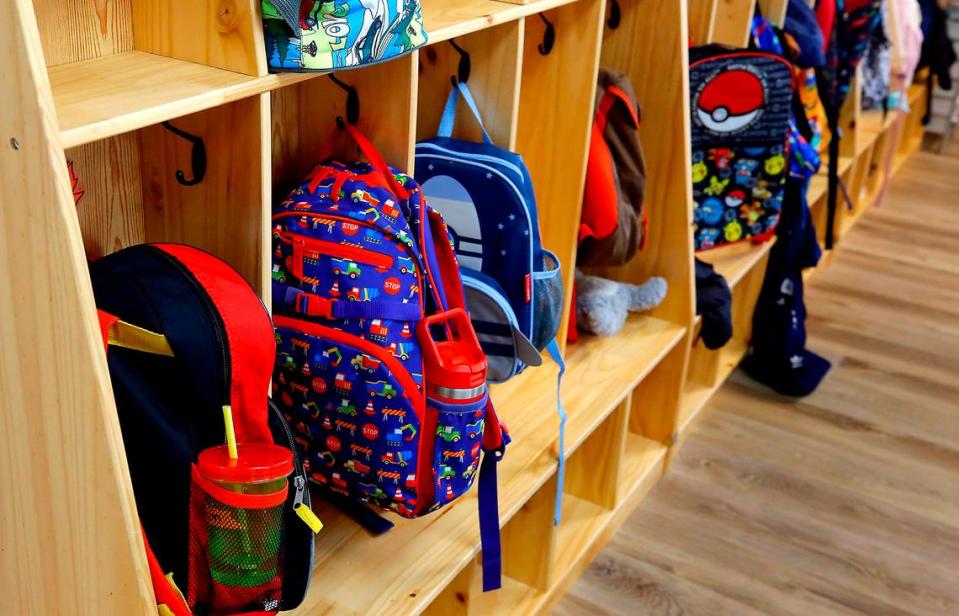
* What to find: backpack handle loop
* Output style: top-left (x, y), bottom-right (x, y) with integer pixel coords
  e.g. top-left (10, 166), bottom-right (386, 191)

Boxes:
top-left (437, 78), bottom-right (494, 145)
top-left (318, 121), bottom-right (410, 200)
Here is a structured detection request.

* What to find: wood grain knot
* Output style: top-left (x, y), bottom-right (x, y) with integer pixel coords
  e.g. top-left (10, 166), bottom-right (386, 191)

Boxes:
top-left (216, 0), bottom-right (241, 33)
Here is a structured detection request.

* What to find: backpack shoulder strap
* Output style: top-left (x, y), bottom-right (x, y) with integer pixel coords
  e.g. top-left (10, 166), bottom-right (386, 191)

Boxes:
top-left (437, 80), bottom-right (494, 145)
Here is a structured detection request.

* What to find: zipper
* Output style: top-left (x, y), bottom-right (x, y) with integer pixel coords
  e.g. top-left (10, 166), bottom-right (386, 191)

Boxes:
top-left (273, 212), bottom-right (421, 275)
top-left (280, 232), bottom-right (394, 281)
top-left (272, 315), bottom-right (436, 513)
top-left (414, 152), bottom-right (536, 319)
top-left (272, 316), bottom-right (423, 411)
top-left (416, 142), bottom-right (525, 179)
top-left (150, 246), bottom-right (231, 407)
top-left (270, 401), bottom-right (322, 533)
top-left (274, 211), bottom-right (425, 316)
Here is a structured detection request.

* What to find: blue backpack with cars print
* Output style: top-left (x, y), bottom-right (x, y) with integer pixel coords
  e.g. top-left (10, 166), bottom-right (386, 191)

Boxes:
top-left (414, 80), bottom-right (568, 524)
top-left (270, 123), bottom-right (508, 591)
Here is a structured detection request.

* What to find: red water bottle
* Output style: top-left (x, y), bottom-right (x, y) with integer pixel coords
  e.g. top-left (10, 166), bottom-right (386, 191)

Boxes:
top-left (417, 308), bottom-right (488, 403)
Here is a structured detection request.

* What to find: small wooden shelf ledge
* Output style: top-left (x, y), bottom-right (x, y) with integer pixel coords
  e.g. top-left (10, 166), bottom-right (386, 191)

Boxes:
top-left (50, 51), bottom-right (273, 148)
top-left (696, 238), bottom-right (776, 289)
top-left (678, 338), bottom-right (748, 432)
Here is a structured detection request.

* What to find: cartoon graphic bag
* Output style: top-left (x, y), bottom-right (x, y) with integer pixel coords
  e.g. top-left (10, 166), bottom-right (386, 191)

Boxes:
top-left (90, 244), bottom-right (316, 615)
top-left (261, 0), bottom-right (427, 71)
top-left (689, 46), bottom-right (794, 251)
top-left (270, 122), bottom-right (509, 590)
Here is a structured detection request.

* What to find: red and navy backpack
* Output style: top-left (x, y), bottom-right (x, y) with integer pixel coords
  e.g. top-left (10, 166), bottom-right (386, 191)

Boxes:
top-left (270, 123), bottom-right (509, 590)
top-left (90, 244), bottom-right (315, 615)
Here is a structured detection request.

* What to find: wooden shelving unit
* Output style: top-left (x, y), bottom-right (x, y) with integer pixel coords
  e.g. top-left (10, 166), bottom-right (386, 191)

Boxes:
top-left (0, 0), bottom-right (925, 613)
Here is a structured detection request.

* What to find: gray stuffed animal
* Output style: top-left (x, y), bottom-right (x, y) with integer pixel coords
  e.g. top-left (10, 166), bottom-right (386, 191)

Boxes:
top-left (575, 270), bottom-right (668, 336)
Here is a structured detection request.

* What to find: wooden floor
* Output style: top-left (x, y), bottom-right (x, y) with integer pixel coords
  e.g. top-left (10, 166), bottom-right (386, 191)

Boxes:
top-left (552, 146), bottom-right (959, 615)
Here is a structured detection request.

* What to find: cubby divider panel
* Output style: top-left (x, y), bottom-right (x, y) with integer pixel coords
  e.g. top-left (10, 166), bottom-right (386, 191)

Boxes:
top-left (593, 0), bottom-right (695, 328)
top-left (417, 20), bottom-right (524, 148)
top-left (516, 0), bottom-right (606, 345)
top-left (565, 397), bottom-right (631, 509)
top-left (141, 94), bottom-right (270, 294)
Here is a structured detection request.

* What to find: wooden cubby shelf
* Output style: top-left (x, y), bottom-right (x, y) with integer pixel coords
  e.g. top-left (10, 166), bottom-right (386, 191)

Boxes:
top-left (1, 0), bottom-right (927, 613)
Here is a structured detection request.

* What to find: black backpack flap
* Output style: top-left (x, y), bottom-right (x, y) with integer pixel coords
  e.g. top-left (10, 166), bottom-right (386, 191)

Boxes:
top-left (90, 244), bottom-right (231, 588)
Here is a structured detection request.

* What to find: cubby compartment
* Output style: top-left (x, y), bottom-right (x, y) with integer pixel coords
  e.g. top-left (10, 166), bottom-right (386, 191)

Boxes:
top-left (68, 95), bottom-right (270, 292)
top-left (37, 0), bottom-right (269, 148)
top-left (272, 54), bottom-right (418, 189)
top-left (416, 21), bottom-right (524, 148)
top-left (679, 241), bottom-right (773, 432)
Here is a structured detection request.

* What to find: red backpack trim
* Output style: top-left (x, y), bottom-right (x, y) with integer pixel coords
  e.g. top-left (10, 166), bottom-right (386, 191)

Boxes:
top-left (154, 244), bottom-right (274, 445)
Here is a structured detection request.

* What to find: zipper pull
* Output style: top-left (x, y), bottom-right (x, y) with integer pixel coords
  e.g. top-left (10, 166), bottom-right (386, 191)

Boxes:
top-left (293, 475), bottom-right (323, 534)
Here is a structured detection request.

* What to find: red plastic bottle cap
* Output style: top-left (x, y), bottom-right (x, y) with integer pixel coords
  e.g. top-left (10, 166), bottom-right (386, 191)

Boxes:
top-left (198, 443), bottom-right (293, 484)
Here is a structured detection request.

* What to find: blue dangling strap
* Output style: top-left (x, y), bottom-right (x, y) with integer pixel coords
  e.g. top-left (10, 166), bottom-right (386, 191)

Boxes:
top-left (478, 446), bottom-right (503, 591)
top-left (545, 338), bottom-right (567, 525)
top-left (437, 80), bottom-right (494, 144)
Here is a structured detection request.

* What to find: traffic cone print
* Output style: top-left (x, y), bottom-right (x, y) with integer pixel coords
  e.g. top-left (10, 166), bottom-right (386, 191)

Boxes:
top-left (445, 484), bottom-right (454, 501)
top-left (364, 399), bottom-right (375, 415)
top-left (400, 322), bottom-right (411, 338)
top-left (301, 362), bottom-right (310, 376)
top-left (330, 280), bottom-right (340, 297)
top-left (394, 487), bottom-right (403, 501)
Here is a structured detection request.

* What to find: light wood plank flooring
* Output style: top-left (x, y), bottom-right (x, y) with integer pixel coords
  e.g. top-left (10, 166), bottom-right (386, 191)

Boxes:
top-left (553, 145), bottom-right (959, 615)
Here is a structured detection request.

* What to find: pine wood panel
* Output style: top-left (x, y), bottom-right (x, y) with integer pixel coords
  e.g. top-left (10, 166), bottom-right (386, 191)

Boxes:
top-left (416, 20), bottom-right (524, 149)
top-left (555, 143), bottom-right (959, 616)
top-left (49, 51), bottom-right (265, 149)
top-left (67, 133), bottom-right (146, 259)
top-left (594, 0), bottom-right (696, 328)
top-left (0, 2), bottom-right (153, 613)
top-left (688, 0), bottom-right (718, 45)
top-left (272, 53), bottom-right (418, 190)
top-left (711, 0), bottom-right (756, 47)
top-left (32, 0), bottom-right (133, 67)
top-left (132, 0), bottom-right (267, 76)
top-left (516, 0), bottom-right (606, 346)
top-left (141, 95), bottom-right (269, 291)
top-left (566, 398), bottom-right (631, 509)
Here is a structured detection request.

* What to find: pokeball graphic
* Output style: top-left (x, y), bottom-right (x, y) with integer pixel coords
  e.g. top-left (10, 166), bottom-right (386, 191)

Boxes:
top-left (697, 69), bottom-right (765, 133)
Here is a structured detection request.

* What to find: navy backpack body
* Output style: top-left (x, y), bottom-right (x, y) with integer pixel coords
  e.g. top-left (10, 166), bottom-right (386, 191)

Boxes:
top-left (414, 80), bottom-right (568, 523)
top-left (414, 80), bottom-right (564, 383)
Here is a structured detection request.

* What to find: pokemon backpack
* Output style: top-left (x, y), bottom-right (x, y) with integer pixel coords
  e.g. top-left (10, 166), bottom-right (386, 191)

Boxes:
top-left (261, 0), bottom-right (428, 71)
top-left (270, 122), bottom-right (509, 591)
top-left (689, 46), bottom-right (794, 251)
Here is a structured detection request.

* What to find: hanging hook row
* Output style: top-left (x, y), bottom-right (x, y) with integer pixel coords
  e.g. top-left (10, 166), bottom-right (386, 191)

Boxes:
top-left (608, 0), bottom-right (622, 29)
top-left (538, 13), bottom-right (556, 55)
top-left (329, 73), bottom-right (360, 128)
top-left (161, 121), bottom-right (206, 187)
top-left (449, 38), bottom-right (471, 83)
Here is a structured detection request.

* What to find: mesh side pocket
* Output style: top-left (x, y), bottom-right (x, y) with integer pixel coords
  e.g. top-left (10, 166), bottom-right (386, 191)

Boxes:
top-left (188, 466), bottom-right (287, 615)
top-left (531, 250), bottom-right (564, 350)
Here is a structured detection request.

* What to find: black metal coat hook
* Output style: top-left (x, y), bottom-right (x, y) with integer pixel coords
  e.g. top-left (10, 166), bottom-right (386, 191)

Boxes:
top-left (449, 38), bottom-right (471, 83)
top-left (329, 73), bottom-right (360, 126)
top-left (608, 0), bottom-right (622, 29)
top-left (538, 13), bottom-right (555, 55)
top-left (161, 121), bottom-right (206, 186)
